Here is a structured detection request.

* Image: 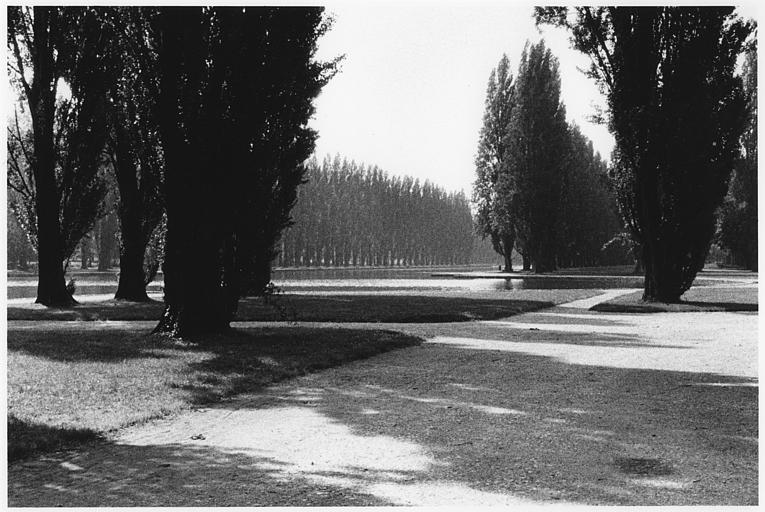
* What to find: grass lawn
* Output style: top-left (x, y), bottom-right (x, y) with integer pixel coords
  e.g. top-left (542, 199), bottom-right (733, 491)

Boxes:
top-left (591, 286), bottom-right (758, 313)
top-left (7, 326), bottom-right (421, 462)
top-left (7, 289), bottom-right (602, 322)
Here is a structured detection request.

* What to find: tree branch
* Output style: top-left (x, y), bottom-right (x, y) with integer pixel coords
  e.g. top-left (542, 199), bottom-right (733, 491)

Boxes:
top-left (582, 7), bottom-right (615, 91)
top-left (9, 30), bottom-right (32, 99)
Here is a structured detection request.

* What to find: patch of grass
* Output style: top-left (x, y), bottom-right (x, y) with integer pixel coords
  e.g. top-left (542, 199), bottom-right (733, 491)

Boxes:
top-left (7, 289), bottom-right (602, 322)
top-left (591, 286), bottom-right (758, 313)
top-left (7, 326), bottom-right (421, 461)
top-left (8, 415), bottom-right (103, 462)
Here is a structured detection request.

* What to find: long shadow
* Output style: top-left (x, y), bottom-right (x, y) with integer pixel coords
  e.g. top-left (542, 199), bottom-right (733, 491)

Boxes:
top-left (8, 437), bottom-right (393, 506)
top-left (263, 348), bottom-right (758, 505)
top-left (7, 294), bottom-right (557, 322)
top-left (7, 326), bottom-right (167, 362)
top-left (8, 310), bottom-right (757, 505)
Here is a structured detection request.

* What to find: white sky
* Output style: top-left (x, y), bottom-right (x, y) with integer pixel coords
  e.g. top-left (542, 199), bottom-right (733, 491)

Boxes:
top-left (311, 1), bottom-right (759, 194)
top-left (310, 2), bottom-right (613, 194)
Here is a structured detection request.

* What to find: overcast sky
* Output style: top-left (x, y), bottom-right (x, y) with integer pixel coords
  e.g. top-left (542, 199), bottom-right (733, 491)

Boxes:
top-left (310, 2), bottom-right (613, 194)
top-left (310, 2), bottom-right (758, 194)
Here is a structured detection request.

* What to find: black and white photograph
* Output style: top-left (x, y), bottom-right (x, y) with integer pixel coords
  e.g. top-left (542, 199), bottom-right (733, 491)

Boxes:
top-left (5, 2), bottom-right (759, 507)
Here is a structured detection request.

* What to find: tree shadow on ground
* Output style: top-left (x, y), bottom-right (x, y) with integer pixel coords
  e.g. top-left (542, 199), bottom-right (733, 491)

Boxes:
top-left (7, 327), bottom-right (170, 362)
top-left (8, 416), bottom-right (104, 463)
top-left (9, 318), bottom-right (758, 506)
top-left (592, 287), bottom-right (758, 313)
top-left (7, 293), bottom-right (584, 322)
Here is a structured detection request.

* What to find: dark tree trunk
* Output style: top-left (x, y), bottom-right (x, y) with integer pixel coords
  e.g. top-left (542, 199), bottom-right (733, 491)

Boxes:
top-left (113, 126), bottom-right (152, 302)
top-left (153, 216), bottom-right (233, 337)
top-left (501, 233), bottom-right (514, 272)
top-left (97, 213), bottom-right (118, 271)
top-left (152, 8), bottom-right (233, 337)
top-left (30, 8), bottom-right (73, 307)
top-left (115, 238), bottom-right (150, 301)
top-left (521, 252), bottom-right (531, 271)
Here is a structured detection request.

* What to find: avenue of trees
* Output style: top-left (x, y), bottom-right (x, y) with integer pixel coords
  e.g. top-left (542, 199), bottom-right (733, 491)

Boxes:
top-left (7, 6), bottom-right (338, 336)
top-left (536, 7), bottom-right (755, 302)
top-left (279, 156), bottom-right (485, 267)
top-left (473, 42), bottom-right (624, 273)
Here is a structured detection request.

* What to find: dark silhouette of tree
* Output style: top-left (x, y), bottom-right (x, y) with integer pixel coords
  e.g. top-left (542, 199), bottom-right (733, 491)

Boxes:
top-left (152, 7), bottom-right (336, 336)
top-left (102, 7), bottom-right (166, 300)
top-left (473, 54), bottom-right (517, 271)
top-left (537, 7), bottom-right (753, 301)
top-left (498, 40), bottom-right (568, 273)
top-left (7, 7), bottom-right (114, 305)
top-left (95, 199), bottom-right (119, 271)
top-left (557, 124), bottom-right (622, 268)
top-left (718, 41), bottom-right (757, 270)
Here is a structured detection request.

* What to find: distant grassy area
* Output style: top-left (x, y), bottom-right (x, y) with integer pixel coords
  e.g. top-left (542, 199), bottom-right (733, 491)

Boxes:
top-left (8, 326), bottom-right (421, 462)
top-left (7, 289), bottom-right (601, 322)
top-left (591, 286), bottom-right (758, 313)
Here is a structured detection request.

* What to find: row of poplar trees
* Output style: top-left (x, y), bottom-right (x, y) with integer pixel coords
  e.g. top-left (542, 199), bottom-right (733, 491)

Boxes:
top-left (7, 6), bottom-right (338, 336)
top-left (278, 156), bottom-right (479, 267)
top-left (476, 7), bottom-right (756, 303)
top-left (473, 42), bottom-right (624, 275)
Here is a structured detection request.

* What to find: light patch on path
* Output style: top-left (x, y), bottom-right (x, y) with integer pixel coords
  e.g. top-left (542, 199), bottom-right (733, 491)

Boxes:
top-left (433, 308), bottom-right (757, 378)
top-left (562, 288), bottom-right (639, 309)
top-left (115, 403), bottom-right (545, 507)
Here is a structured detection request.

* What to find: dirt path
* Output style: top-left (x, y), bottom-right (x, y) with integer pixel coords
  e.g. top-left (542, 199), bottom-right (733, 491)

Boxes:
top-left (8, 291), bottom-right (758, 506)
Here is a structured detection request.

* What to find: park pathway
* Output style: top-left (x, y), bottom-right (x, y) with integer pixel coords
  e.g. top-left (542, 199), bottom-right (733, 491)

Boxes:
top-left (8, 289), bottom-right (758, 506)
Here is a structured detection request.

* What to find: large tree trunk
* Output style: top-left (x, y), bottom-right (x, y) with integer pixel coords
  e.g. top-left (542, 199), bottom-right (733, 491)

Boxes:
top-left (153, 217), bottom-right (232, 337)
top-left (642, 242), bottom-right (683, 303)
top-left (115, 237), bottom-right (150, 301)
top-left (113, 127), bottom-right (152, 302)
top-left (31, 8), bottom-right (73, 307)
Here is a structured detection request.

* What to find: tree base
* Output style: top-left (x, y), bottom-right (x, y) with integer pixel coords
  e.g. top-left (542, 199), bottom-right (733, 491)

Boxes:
top-left (152, 304), bottom-right (232, 339)
top-left (35, 293), bottom-right (77, 308)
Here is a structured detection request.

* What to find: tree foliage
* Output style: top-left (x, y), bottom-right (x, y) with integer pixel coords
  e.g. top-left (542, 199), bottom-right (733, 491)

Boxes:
top-left (101, 7), bottom-right (166, 300)
top-left (718, 41), bottom-right (758, 270)
top-left (558, 124), bottom-right (622, 268)
top-left (498, 40), bottom-right (569, 273)
top-left (472, 54), bottom-right (517, 271)
top-left (537, 7), bottom-right (754, 300)
top-left (7, 6), bottom-right (114, 305)
top-left (152, 7), bottom-right (337, 336)
top-left (282, 156), bottom-right (479, 267)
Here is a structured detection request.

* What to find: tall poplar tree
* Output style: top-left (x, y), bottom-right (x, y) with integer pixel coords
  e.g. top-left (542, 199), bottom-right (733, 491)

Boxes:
top-left (498, 40), bottom-right (568, 273)
top-left (153, 7), bottom-right (336, 336)
top-left (7, 7), bottom-right (114, 305)
top-left (473, 54), bottom-right (516, 271)
top-left (537, 7), bottom-right (753, 300)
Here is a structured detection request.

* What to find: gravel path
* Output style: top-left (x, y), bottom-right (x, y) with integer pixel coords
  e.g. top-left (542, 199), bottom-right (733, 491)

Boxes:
top-left (8, 290), bottom-right (758, 506)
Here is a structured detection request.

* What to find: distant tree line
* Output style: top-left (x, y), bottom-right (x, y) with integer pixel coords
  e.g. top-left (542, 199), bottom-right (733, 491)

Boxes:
top-left (279, 156), bottom-right (487, 267)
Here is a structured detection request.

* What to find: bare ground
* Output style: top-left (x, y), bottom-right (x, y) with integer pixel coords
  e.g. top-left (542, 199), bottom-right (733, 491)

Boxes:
top-left (7, 290), bottom-right (758, 506)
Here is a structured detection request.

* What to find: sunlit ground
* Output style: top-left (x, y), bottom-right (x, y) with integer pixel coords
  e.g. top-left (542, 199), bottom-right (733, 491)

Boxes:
top-left (10, 297), bottom-right (757, 506)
